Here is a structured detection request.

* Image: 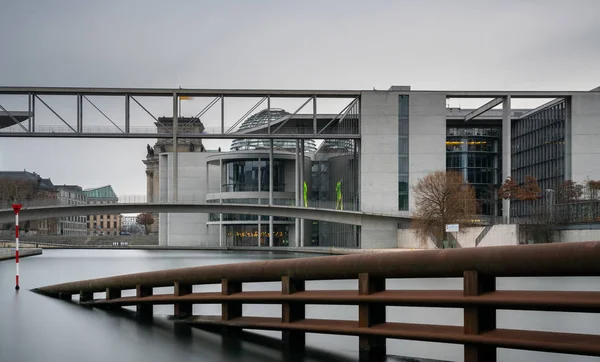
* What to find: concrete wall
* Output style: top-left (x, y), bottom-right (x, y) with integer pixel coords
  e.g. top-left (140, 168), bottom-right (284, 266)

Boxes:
top-left (159, 152), bottom-right (218, 246)
top-left (360, 91), bottom-right (400, 248)
top-left (408, 93), bottom-right (447, 213)
top-left (556, 228), bottom-right (600, 243)
top-left (570, 93), bottom-right (600, 184)
top-left (397, 224), bottom-right (519, 249)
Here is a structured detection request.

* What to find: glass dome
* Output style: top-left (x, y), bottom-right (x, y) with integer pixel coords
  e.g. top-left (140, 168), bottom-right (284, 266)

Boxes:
top-left (230, 109), bottom-right (317, 152)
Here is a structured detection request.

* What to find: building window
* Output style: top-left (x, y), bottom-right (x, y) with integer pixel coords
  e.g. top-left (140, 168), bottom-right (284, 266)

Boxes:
top-left (398, 95), bottom-right (409, 211)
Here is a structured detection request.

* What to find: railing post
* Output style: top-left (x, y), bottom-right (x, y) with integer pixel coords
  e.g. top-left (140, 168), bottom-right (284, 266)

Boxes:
top-left (58, 293), bottom-right (72, 301)
top-left (136, 285), bottom-right (153, 320)
top-left (282, 276), bottom-right (305, 351)
top-left (79, 290), bottom-right (93, 303)
top-left (174, 282), bottom-right (192, 318)
top-left (358, 273), bottom-right (386, 361)
top-left (221, 279), bottom-right (242, 321)
top-left (106, 287), bottom-right (121, 310)
top-left (464, 270), bottom-right (496, 362)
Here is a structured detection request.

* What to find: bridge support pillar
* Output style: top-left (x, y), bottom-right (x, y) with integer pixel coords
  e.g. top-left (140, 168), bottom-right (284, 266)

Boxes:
top-left (136, 285), bottom-right (153, 320)
top-left (358, 273), bottom-right (386, 361)
top-left (174, 282), bottom-right (192, 318)
top-left (464, 271), bottom-right (497, 362)
top-left (282, 276), bottom-right (305, 352)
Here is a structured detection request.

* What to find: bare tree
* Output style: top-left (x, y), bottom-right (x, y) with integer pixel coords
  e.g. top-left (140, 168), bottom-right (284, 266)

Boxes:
top-left (412, 171), bottom-right (479, 247)
top-left (136, 213), bottom-right (154, 235)
top-left (0, 177), bottom-right (40, 207)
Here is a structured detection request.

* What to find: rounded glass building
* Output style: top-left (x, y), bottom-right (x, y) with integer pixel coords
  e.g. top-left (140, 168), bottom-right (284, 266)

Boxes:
top-left (230, 108), bottom-right (317, 152)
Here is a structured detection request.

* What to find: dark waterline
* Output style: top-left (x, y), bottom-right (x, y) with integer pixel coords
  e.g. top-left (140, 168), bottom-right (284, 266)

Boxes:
top-left (1, 249), bottom-right (599, 362)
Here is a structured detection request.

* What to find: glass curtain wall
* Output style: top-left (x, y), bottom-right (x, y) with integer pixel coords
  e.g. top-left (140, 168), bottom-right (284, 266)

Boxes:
top-left (446, 127), bottom-right (501, 215)
top-left (398, 95), bottom-right (409, 210)
top-left (511, 100), bottom-right (566, 217)
top-left (309, 139), bottom-right (359, 248)
top-left (223, 159), bottom-right (285, 192)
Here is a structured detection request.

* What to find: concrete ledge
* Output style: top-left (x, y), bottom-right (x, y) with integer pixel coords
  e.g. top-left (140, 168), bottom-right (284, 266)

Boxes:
top-left (4, 244), bottom-right (414, 255)
top-left (0, 248), bottom-right (42, 261)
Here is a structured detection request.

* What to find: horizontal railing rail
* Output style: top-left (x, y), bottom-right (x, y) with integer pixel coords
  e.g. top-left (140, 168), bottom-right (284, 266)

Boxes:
top-left (34, 242), bottom-right (600, 361)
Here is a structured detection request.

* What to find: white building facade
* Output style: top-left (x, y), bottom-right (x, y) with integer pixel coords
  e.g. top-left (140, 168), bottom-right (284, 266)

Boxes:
top-left (155, 86), bottom-right (600, 248)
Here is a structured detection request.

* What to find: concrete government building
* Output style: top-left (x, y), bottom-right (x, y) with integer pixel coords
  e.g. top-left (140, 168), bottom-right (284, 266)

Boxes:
top-left (145, 86), bottom-right (600, 248)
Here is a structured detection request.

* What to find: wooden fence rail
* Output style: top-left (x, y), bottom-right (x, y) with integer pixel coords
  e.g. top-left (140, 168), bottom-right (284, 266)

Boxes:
top-left (34, 241), bottom-right (600, 362)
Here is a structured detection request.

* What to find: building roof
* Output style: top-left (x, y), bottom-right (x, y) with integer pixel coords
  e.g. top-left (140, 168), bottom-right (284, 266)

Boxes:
top-left (56, 185), bottom-right (84, 192)
top-left (0, 171), bottom-right (57, 192)
top-left (0, 111), bottom-right (31, 130)
top-left (83, 185), bottom-right (117, 199)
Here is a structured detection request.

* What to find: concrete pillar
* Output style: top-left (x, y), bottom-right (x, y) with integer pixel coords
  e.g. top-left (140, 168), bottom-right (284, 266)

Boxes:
top-left (295, 139), bottom-right (300, 247)
top-left (461, 138), bottom-right (469, 182)
top-left (219, 159), bottom-right (223, 247)
top-left (269, 139), bottom-right (274, 247)
top-left (172, 93), bottom-right (178, 202)
top-left (146, 170), bottom-right (153, 203)
top-left (502, 96), bottom-right (511, 223)
top-left (300, 140), bottom-right (305, 247)
top-left (258, 157), bottom-right (261, 247)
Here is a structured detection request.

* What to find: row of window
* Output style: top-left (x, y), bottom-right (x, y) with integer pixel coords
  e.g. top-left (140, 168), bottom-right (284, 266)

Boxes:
top-left (512, 122), bottom-right (564, 153)
top-left (446, 137), bottom-right (496, 152)
top-left (511, 102), bottom-right (565, 137)
top-left (398, 96), bottom-right (409, 211)
top-left (447, 153), bottom-right (497, 169)
top-left (511, 101), bottom-right (566, 217)
top-left (223, 159), bottom-right (286, 192)
top-left (447, 128), bottom-right (501, 137)
top-left (90, 222), bottom-right (118, 229)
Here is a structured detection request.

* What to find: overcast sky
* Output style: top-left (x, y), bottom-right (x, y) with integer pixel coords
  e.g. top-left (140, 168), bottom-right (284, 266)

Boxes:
top-left (0, 0), bottom-right (599, 196)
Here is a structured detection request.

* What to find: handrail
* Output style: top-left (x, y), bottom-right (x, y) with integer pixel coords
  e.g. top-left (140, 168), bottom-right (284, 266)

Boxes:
top-left (35, 242), bottom-right (600, 293)
top-left (33, 241), bottom-right (600, 362)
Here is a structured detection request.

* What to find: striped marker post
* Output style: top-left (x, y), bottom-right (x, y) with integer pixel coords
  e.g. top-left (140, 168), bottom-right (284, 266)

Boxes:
top-left (12, 204), bottom-right (22, 291)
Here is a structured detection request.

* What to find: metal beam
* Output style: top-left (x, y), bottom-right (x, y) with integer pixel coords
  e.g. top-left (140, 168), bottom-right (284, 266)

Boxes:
top-left (34, 94), bottom-right (76, 133)
top-left (125, 95), bottom-right (130, 133)
top-left (464, 98), bottom-right (503, 122)
top-left (0, 132), bottom-right (360, 139)
top-left (0, 87), bottom-right (360, 98)
top-left (272, 97), bottom-right (312, 134)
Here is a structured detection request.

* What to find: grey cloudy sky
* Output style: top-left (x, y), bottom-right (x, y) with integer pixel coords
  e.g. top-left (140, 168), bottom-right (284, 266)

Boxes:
top-left (0, 0), bottom-right (599, 195)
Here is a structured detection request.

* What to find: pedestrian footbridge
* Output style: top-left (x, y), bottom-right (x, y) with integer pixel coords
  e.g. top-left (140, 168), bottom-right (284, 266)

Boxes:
top-left (0, 203), bottom-right (409, 226)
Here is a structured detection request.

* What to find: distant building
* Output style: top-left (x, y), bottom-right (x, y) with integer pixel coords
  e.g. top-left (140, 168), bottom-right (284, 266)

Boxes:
top-left (83, 185), bottom-right (122, 236)
top-left (0, 170), bottom-right (59, 235)
top-left (143, 116), bottom-right (205, 234)
top-left (56, 185), bottom-right (88, 236)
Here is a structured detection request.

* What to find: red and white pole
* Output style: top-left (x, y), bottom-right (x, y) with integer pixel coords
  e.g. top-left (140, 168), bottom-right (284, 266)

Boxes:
top-left (12, 204), bottom-right (22, 291)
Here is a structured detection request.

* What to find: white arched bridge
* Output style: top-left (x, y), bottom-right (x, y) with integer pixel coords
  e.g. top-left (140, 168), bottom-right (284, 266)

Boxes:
top-left (0, 203), bottom-right (410, 226)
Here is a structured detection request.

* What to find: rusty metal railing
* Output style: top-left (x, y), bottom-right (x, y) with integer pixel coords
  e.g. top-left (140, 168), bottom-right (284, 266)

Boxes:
top-left (34, 242), bottom-right (600, 362)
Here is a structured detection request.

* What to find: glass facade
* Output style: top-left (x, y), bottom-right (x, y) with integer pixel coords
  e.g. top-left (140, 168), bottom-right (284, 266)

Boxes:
top-left (446, 127), bottom-right (501, 215)
top-left (223, 159), bottom-right (285, 192)
top-left (308, 139), bottom-right (360, 248)
top-left (398, 95), bottom-right (409, 210)
top-left (230, 109), bottom-right (318, 152)
top-left (225, 224), bottom-right (289, 247)
top-left (511, 100), bottom-right (566, 217)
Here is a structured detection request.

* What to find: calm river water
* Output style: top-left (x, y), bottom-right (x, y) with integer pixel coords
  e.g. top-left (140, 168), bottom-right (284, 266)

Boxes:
top-left (1, 249), bottom-right (599, 362)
